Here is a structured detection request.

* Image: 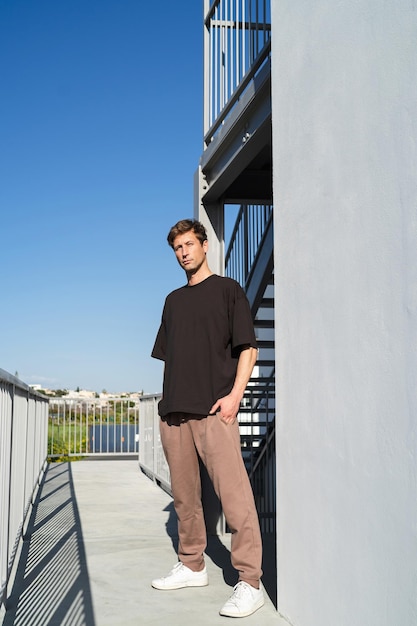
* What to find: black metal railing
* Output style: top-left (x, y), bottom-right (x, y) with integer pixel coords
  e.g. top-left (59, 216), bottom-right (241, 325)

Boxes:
top-left (204, 0), bottom-right (271, 144)
top-left (225, 204), bottom-right (273, 287)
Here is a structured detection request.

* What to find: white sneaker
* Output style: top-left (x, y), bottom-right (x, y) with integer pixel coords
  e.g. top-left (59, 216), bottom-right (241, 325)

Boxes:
top-left (152, 562), bottom-right (208, 590)
top-left (219, 581), bottom-right (264, 618)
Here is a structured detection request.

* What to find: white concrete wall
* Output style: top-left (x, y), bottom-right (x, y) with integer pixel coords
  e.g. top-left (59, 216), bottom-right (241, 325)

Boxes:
top-left (272, 2), bottom-right (417, 626)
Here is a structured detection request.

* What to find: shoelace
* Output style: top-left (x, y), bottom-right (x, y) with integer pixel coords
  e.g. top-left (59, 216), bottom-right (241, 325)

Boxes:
top-left (230, 582), bottom-right (251, 601)
top-left (160, 562), bottom-right (183, 580)
top-left (171, 562), bottom-right (184, 573)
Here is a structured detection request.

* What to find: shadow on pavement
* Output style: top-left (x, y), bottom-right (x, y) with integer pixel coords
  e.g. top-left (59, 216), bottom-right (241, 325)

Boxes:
top-left (2, 462), bottom-right (95, 626)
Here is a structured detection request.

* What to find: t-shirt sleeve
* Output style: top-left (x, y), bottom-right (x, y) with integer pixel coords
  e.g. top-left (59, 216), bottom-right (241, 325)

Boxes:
top-left (151, 307), bottom-right (167, 361)
top-left (230, 283), bottom-right (258, 355)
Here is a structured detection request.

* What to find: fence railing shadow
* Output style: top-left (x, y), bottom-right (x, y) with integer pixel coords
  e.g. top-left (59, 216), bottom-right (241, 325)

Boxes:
top-left (2, 462), bottom-right (95, 626)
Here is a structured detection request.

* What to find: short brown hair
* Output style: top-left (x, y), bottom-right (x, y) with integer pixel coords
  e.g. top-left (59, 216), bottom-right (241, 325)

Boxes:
top-left (167, 219), bottom-right (208, 248)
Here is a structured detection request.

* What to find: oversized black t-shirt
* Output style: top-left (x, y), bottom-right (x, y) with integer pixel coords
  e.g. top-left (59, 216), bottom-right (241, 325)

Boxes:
top-left (151, 274), bottom-right (257, 417)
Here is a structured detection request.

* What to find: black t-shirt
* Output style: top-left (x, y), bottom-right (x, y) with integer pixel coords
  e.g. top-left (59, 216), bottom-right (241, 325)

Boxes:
top-left (152, 274), bottom-right (257, 417)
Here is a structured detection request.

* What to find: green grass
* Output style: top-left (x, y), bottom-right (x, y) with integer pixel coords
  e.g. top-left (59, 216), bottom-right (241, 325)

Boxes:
top-left (48, 422), bottom-right (88, 462)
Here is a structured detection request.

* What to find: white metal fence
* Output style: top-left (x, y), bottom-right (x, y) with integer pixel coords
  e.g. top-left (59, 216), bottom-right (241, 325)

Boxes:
top-left (0, 369), bottom-right (49, 608)
top-left (138, 393), bottom-right (171, 494)
top-left (137, 395), bottom-right (224, 534)
top-left (48, 397), bottom-right (139, 457)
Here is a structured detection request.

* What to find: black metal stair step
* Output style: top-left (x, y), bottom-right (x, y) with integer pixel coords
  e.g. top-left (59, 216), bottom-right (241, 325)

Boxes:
top-left (239, 416), bottom-right (274, 426)
top-left (241, 403), bottom-right (275, 410)
top-left (259, 298), bottom-right (274, 308)
top-left (240, 437), bottom-right (269, 445)
top-left (257, 340), bottom-right (275, 349)
top-left (254, 319), bottom-right (274, 328)
top-left (242, 401), bottom-right (275, 408)
top-left (241, 449), bottom-right (264, 458)
top-left (241, 396), bottom-right (275, 404)
top-left (244, 394), bottom-right (275, 400)
top-left (239, 440), bottom-right (271, 447)
top-left (238, 407), bottom-right (272, 415)
top-left (255, 359), bottom-right (275, 367)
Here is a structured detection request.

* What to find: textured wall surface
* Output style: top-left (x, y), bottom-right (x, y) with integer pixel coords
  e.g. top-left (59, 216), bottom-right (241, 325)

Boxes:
top-left (272, 2), bottom-right (417, 625)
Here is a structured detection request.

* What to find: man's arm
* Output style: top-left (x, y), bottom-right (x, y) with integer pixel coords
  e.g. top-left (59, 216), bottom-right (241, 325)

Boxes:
top-left (209, 346), bottom-right (258, 425)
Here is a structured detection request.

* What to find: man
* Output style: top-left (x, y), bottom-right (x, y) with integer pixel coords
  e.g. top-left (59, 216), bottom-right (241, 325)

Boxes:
top-left (151, 218), bottom-right (264, 618)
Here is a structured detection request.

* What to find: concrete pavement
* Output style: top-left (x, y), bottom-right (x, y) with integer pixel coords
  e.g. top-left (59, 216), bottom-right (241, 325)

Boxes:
top-left (2, 459), bottom-right (288, 626)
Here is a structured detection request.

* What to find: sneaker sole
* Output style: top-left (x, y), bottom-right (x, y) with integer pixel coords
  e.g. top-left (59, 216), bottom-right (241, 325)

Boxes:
top-left (152, 577), bottom-right (209, 590)
top-left (219, 596), bottom-right (265, 617)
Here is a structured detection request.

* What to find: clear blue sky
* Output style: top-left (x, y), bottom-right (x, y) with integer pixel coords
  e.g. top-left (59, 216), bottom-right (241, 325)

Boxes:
top-left (0, 0), bottom-right (204, 393)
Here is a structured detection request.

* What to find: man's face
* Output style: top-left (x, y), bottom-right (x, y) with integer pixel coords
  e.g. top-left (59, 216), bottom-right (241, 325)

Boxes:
top-left (172, 230), bottom-right (208, 273)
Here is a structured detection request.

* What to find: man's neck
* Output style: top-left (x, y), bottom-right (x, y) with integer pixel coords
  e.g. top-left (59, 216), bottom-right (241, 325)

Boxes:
top-left (186, 265), bottom-right (213, 286)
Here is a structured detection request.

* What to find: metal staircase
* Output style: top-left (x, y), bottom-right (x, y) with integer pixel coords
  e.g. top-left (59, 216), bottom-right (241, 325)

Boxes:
top-left (225, 204), bottom-right (275, 532)
top-left (197, 1), bottom-right (274, 534)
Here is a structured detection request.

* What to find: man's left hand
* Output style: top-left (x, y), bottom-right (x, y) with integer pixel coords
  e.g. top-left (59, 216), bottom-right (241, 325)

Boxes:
top-left (209, 395), bottom-right (240, 424)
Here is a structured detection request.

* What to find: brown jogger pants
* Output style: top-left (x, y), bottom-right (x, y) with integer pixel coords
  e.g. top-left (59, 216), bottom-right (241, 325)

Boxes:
top-left (159, 412), bottom-right (263, 587)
